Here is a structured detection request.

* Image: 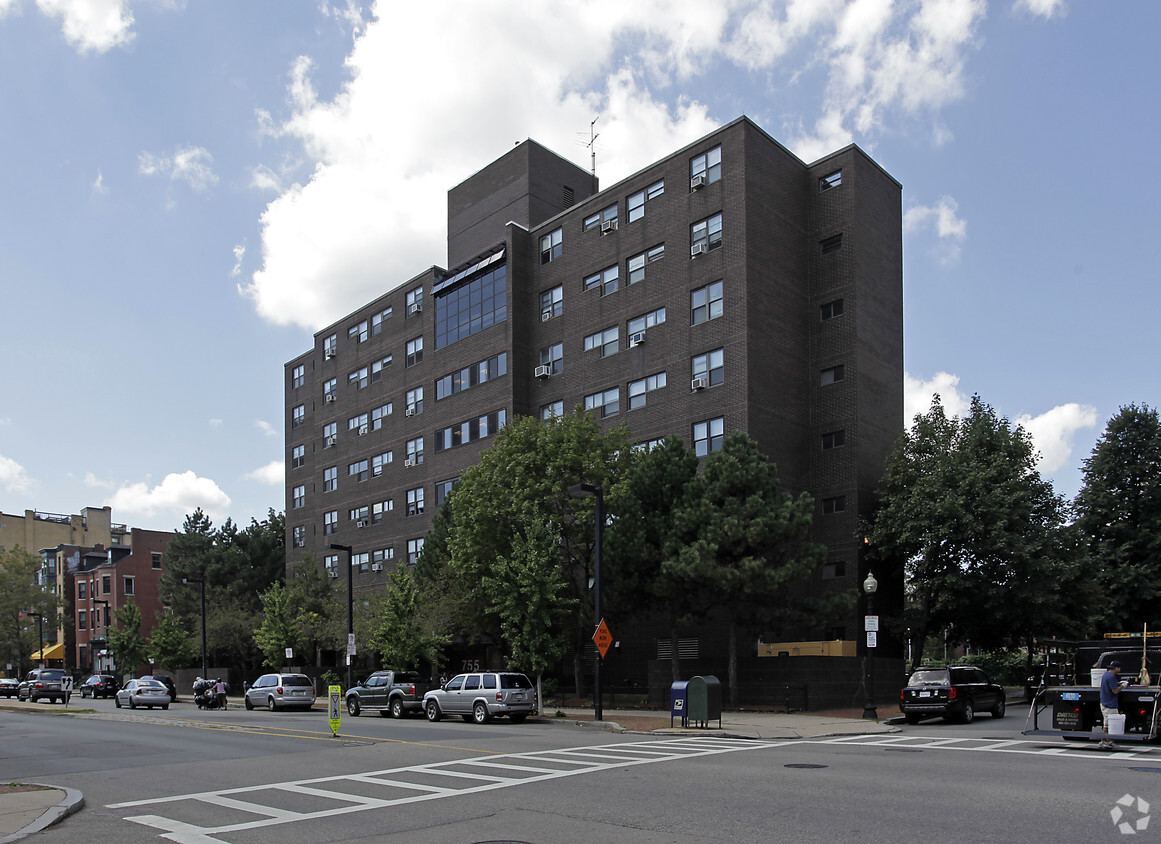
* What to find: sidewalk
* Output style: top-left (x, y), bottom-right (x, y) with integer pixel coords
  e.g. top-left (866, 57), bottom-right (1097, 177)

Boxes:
top-left (0, 784), bottom-right (83, 843)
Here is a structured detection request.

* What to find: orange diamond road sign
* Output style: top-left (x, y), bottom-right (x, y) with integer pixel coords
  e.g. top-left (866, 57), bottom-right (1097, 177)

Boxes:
top-left (593, 618), bottom-right (613, 659)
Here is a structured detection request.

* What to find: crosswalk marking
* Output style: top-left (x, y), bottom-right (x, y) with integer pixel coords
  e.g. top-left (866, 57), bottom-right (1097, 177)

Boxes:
top-left (805, 733), bottom-right (1159, 759)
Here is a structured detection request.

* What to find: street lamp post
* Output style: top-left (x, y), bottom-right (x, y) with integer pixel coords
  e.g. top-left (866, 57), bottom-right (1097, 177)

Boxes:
top-left (29, 612), bottom-right (44, 669)
top-left (863, 570), bottom-right (879, 720)
top-left (568, 482), bottom-right (604, 723)
top-left (92, 600), bottom-right (110, 673)
top-left (330, 544), bottom-right (354, 692)
top-left (183, 576), bottom-right (208, 677)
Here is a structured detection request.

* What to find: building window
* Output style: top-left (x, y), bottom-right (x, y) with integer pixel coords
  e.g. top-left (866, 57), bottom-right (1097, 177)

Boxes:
top-left (348, 366), bottom-right (369, 390)
top-left (102, 575), bottom-right (110, 593)
top-left (634, 437), bottom-right (665, 452)
top-left (821, 234), bottom-right (843, 254)
top-left (435, 353), bottom-right (507, 400)
top-left (79, 610), bottom-right (87, 631)
top-left (539, 343), bottom-right (563, 376)
top-left (692, 348), bottom-right (724, 387)
top-left (324, 510), bottom-right (339, 535)
top-left (324, 554), bottom-right (338, 575)
top-left (406, 336), bottom-right (423, 367)
top-left (540, 228), bottom-right (562, 264)
top-left (371, 403), bottom-right (392, 430)
top-left (435, 260), bottom-right (507, 349)
top-left (435, 478), bottom-right (458, 508)
top-left (540, 285), bottom-right (563, 320)
top-left (322, 378), bottom-right (337, 402)
top-left (585, 387), bottom-right (620, 418)
top-left (323, 466), bottom-right (338, 492)
top-left (348, 414), bottom-right (369, 436)
top-left (293, 525), bottom-right (306, 548)
top-left (628, 307), bottom-right (666, 336)
top-left (292, 445), bottom-right (305, 469)
top-left (406, 438), bottom-right (424, 465)
top-left (583, 265), bottom-right (619, 296)
top-left (292, 404), bottom-right (305, 428)
top-left (372, 451), bottom-right (393, 476)
top-left (584, 326), bottom-right (619, 358)
top-left (627, 180), bottom-right (664, 222)
top-left (78, 581), bottom-right (87, 599)
top-left (406, 286), bottom-right (424, 316)
top-left (822, 560), bottom-right (847, 579)
top-left (151, 552), bottom-right (162, 570)
top-left (819, 170), bottom-right (842, 192)
top-left (407, 538), bottom-right (424, 566)
top-left (349, 552), bottom-right (368, 573)
top-left (371, 307), bottom-right (393, 335)
top-left (323, 422), bottom-right (338, 445)
top-left (348, 319), bottom-right (369, 343)
top-left (628, 372), bottom-right (667, 410)
top-left (371, 355), bottom-right (392, 382)
top-left (349, 505), bottom-right (370, 525)
top-left (372, 499), bottom-right (393, 523)
top-left (691, 213), bottom-right (723, 253)
top-left (292, 365), bottom-right (305, 389)
top-left (407, 487), bottom-right (425, 516)
top-left (691, 280), bottom-right (723, 325)
top-left (406, 387), bottom-right (423, 416)
top-left (372, 547), bottom-right (394, 567)
top-left (820, 299), bottom-right (844, 321)
top-left (693, 417), bottom-right (725, 456)
top-left (822, 496), bottom-right (846, 514)
top-left (123, 576), bottom-right (135, 596)
top-left (628, 244), bottom-right (664, 284)
top-left (349, 459), bottom-right (369, 482)
top-left (541, 401), bottom-right (564, 421)
top-left (822, 431), bottom-right (846, 450)
top-left (435, 409), bottom-right (508, 452)
top-left (583, 204), bottom-right (618, 232)
top-left (691, 145), bottom-right (722, 185)
top-left (821, 365), bottom-right (845, 386)
top-left (292, 485), bottom-right (306, 509)
top-left (323, 334), bottom-right (337, 358)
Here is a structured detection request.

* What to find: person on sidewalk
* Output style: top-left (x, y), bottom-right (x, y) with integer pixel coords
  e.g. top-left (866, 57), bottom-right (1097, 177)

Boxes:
top-left (214, 678), bottom-right (228, 711)
top-left (1099, 660), bottom-right (1125, 749)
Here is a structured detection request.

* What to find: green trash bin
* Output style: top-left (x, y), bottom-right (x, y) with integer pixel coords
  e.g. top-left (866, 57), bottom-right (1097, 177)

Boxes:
top-left (687, 675), bottom-right (722, 728)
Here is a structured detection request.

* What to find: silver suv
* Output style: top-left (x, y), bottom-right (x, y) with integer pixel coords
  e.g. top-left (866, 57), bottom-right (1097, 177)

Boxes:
top-left (243, 673), bottom-right (316, 711)
top-left (423, 672), bottom-right (536, 724)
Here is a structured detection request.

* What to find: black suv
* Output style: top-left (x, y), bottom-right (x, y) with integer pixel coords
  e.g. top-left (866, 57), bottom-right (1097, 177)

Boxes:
top-left (900, 665), bottom-right (1006, 724)
top-left (17, 668), bottom-right (71, 703)
top-left (79, 674), bottom-right (121, 699)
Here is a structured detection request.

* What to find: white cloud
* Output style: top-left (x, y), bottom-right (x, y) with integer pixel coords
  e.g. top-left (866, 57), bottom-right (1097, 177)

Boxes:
top-left (230, 243), bottom-right (245, 278)
top-left (138, 145), bottom-right (218, 191)
top-left (1016, 403), bottom-right (1098, 473)
top-left (0, 0), bottom-right (20, 17)
top-left (905, 195), bottom-right (967, 264)
top-left (35, 0), bottom-right (134, 53)
top-left (241, 0), bottom-right (993, 330)
top-left (91, 169), bottom-right (108, 196)
top-left (106, 471), bottom-right (231, 520)
top-left (255, 420), bottom-right (278, 438)
top-left (83, 472), bottom-right (114, 489)
top-left (1014, 0), bottom-right (1066, 19)
top-left (243, 461), bottom-right (284, 486)
top-left (208, 418), bottom-right (223, 429)
top-left (0, 454), bottom-right (32, 493)
top-left (904, 370), bottom-right (970, 426)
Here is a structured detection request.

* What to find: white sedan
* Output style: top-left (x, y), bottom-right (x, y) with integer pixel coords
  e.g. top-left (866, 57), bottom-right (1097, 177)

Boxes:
top-left (115, 678), bottom-right (171, 710)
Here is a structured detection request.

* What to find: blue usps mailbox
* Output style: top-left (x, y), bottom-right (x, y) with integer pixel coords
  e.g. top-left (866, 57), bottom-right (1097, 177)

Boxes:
top-left (670, 680), bottom-right (690, 727)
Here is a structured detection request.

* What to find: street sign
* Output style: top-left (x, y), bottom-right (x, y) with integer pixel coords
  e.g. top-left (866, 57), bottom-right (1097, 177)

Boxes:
top-left (864, 616), bottom-right (879, 632)
top-left (867, 631), bottom-right (878, 648)
top-left (593, 618), bottom-right (613, 659)
top-left (62, 676), bottom-right (73, 707)
top-left (328, 685), bottom-right (341, 736)
top-left (346, 634), bottom-right (356, 656)
top-left (285, 647), bottom-right (294, 659)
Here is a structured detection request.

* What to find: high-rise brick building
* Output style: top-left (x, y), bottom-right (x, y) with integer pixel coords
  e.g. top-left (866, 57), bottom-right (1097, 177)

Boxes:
top-left (285, 117), bottom-right (903, 688)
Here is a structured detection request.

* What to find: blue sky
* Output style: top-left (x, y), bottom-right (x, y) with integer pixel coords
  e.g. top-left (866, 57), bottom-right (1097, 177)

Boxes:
top-left (1, 0), bottom-right (1157, 532)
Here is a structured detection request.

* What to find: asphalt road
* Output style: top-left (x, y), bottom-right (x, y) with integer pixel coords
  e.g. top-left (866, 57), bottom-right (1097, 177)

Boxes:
top-left (4, 698), bottom-right (1160, 842)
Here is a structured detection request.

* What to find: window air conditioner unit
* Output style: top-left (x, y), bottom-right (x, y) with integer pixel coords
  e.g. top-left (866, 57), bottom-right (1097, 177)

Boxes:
top-left (534, 365), bottom-right (551, 379)
top-left (325, 393), bottom-right (337, 403)
top-left (405, 405), bottom-right (417, 417)
top-left (358, 425), bottom-right (368, 435)
top-left (407, 302), bottom-right (422, 316)
top-left (404, 457), bottom-right (416, 468)
top-left (372, 466), bottom-right (382, 476)
top-left (600, 219), bottom-right (618, 234)
top-left (371, 563), bottom-right (383, 572)
top-left (691, 173), bottom-right (707, 190)
top-left (325, 348), bottom-right (336, 359)
top-left (325, 435), bottom-right (337, 447)
top-left (691, 375), bottom-right (709, 391)
top-left (690, 242), bottom-right (708, 257)
top-left (541, 309), bottom-right (554, 322)
top-left (629, 331), bottom-right (646, 348)
top-left (356, 519), bottom-right (368, 528)
top-left (327, 570), bottom-right (338, 579)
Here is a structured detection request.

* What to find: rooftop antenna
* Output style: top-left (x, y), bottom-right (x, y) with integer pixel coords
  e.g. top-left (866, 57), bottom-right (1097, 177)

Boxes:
top-left (587, 115), bottom-right (600, 188)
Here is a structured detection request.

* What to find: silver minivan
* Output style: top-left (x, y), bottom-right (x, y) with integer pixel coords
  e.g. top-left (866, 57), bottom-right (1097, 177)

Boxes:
top-left (244, 673), bottom-right (317, 711)
top-left (423, 672), bottom-right (536, 724)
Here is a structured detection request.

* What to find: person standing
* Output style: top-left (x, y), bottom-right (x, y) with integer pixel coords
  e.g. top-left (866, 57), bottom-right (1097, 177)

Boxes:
top-left (214, 678), bottom-right (228, 711)
top-left (1099, 660), bottom-right (1124, 749)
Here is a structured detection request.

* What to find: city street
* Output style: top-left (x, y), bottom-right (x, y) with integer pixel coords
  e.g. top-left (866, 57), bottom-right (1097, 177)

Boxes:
top-left (3, 699), bottom-right (1160, 842)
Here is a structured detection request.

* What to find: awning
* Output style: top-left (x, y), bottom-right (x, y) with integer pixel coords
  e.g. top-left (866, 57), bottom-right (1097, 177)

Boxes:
top-left (30, 643), bottom-right (65, 660)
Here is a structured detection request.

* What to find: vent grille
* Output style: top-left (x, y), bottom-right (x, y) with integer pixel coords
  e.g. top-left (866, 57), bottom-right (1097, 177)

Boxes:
top-left (563, 185), bottom-right (574, 207)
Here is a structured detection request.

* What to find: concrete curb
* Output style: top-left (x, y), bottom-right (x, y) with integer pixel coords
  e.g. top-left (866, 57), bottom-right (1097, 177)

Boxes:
top-left (0, 785), bottom-right (84, 843)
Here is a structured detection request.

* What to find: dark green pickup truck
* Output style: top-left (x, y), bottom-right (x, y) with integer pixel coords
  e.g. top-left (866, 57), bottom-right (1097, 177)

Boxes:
top-left (345, 670), bottom-right (432, 718)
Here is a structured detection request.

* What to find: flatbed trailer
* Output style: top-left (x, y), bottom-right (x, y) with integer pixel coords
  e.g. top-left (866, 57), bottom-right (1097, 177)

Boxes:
top-left (1023, 685), bottom-right (1161, 744)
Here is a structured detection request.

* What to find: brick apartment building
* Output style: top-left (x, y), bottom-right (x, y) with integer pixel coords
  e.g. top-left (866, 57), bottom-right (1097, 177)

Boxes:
top-left (285, 116), bottom-right (904, 697)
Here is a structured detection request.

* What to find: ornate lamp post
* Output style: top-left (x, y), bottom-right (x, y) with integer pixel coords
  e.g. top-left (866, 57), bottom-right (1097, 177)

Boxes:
top-left (567, 483), bottom-right (604, 722)
top-left (329, 544), bottom-right (354, 692)
top-left (863, 570), bottom-right (879, 720)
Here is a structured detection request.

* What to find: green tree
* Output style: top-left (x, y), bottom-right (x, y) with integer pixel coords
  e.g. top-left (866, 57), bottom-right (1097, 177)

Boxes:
top-left (367, 565), bottom-right (447, 670)
top-left (1075, 404), bottom-right (1161, 631)
top-left (147, 610), bottom-right (198, 672)
top-left (0, 547), bottom-right (61, 674)
top-left (254, 581), bottom-right (300, 669)
top-left (107, 603), bottom-right (147, 677)
top-left (286, 557), bottom-right (344, 667)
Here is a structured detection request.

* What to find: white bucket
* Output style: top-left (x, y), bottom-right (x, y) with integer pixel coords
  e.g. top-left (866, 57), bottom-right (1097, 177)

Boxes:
top-left (1091, 668), bottom-right (1105, 687)
top-left (1107, 714), bottom-right (1127, 735)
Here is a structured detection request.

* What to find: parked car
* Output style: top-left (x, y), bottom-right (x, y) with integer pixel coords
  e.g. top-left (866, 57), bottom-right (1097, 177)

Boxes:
top-left (346, 670), bottom-right (434, 718)
top-left (900, 665), bottom-right (1006, 724)
top-left (244, 673), bottom-right (316, 711)
top-left (17, 668), bottom-right (71, 703)
top-left (115, 678), bottom-right (171, 710)
top-left (0, 677), bottom-right (19, 697)
top-left (141, 675), bottom-right (177, 701)
top-left (79, 674), bottom-right (121, 699)
top-left (423, 672), bottom-right (537, 724)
